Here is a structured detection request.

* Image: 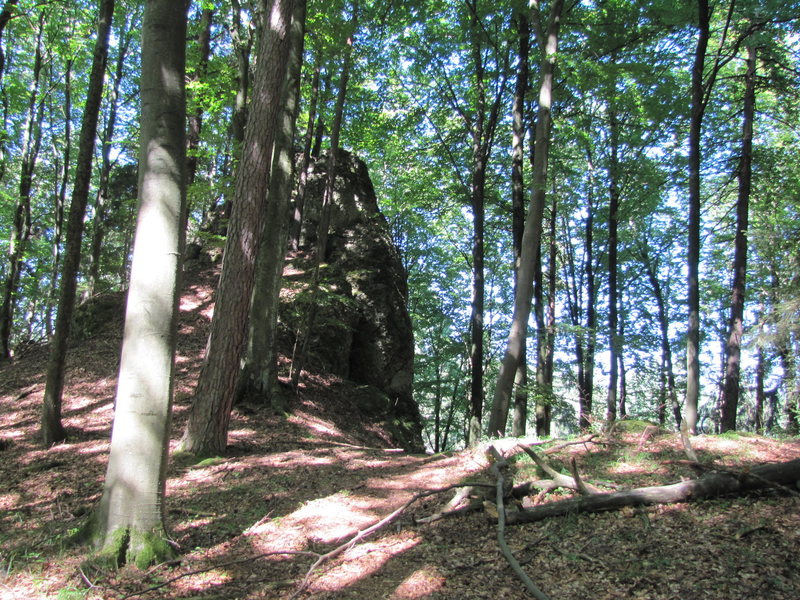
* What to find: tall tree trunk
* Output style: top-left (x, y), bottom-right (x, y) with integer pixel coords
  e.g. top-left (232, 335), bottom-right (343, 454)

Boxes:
top-left (754, 338), bottom-right (764, 433)
top-left (606, 106), bottom-right (619, 426)
top-left (618, 303), bottom-right (627, 418)
top-left (684, 0), bottom-right (710, 434)
top-left (720, 44), bottom-right (755, 432)
top-left (490, 0), bottom-right (564, 438)
top-left (180, 0), bottom-right (296, 457)
top-left (230, 0), bottom-right (252, 155)
top-left (466, 0), bottom-right (487, 444)
top-left (288, 55), bottom-right (320, 253)
top-left (290, 0), bottom-right (356, 388)
top-left (186, 7), bottom-right (214, 186)
top-left (642, 245), bottom-right (681, 428)
top-left (86, 19), bottom-right (132, 299)
top-left (468, 154), bottom-right (486, 444)
top-left (778, 343), bottom-right (800, 434)
top-left (82, 0), bottom-right (187, 568)
top-left (206, 0), bottom-right (253, 234)
top-left (41, 0), bottom-right (115, 446)
top-left (538, 192), bottom-right (557, 436)
top-left (47, 57), bottom-right (72, 337)
top-left (239, 0), bottom-right (305, 409)
top-left (0, 0), bottom-right (18, 85)
top-left (0, 13), bottom-right (44, 360)
top-left (533, 232), bottom-right (546, 433)
top-left (504, 10), bottom-right (531, 437)
top-left (581, 158), bottom-right (597, 430)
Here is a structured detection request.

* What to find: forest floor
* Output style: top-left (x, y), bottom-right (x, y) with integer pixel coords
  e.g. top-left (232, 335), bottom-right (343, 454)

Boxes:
top-left (1, 263), bottom-right (799, 600)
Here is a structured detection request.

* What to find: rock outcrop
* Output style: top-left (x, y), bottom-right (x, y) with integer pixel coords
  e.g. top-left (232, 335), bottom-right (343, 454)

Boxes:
top-left (282, 150), bottom-right (423, 451)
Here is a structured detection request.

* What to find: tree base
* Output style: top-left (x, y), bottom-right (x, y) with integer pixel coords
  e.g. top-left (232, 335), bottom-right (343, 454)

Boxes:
top-left (78, 515), bottom-right (176, 570)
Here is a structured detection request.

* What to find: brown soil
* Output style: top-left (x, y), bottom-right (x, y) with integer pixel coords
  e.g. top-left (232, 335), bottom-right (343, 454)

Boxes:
top-left (1, 264), bottom-right (799, 600)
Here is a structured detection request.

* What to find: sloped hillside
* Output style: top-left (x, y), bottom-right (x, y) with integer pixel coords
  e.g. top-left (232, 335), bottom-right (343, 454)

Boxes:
top-left (1, 267), bottom-right (799, 600)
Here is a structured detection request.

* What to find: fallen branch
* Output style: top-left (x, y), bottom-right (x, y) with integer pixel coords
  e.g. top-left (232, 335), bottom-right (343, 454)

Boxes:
top-left (289, 481), bottom-right (489, 599)
top-left (517, 444), bottom-right (602, 495)
top-left (506, 458), bottom-right (800, 525)
top-left (486, 446), bottom-right (551, 600)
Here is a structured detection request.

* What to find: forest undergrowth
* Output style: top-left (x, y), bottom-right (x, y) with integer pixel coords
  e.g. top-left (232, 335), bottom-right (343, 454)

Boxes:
top-left (1, 264), bottom-right (799, 600)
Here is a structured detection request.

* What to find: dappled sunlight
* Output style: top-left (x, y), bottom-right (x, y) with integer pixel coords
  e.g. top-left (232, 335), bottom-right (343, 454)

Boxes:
top-left (0, 492), bottom-right (21, 511)
top-left (52, 438), bottom-right (109, 457)
top-left (309, 532), bottom-right (421, 593)
top-left (288, 409), bottom-right (345, 439)
top-left (292, 492), bottom-right (378, 543)
top-left (392, 565), bottom-right (447, 598)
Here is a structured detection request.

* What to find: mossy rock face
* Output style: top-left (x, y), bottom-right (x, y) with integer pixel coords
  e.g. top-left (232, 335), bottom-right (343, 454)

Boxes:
top-left (72, 291), bottom-right (126, 341)
top-left (285, 149), bottom-right (424, 452)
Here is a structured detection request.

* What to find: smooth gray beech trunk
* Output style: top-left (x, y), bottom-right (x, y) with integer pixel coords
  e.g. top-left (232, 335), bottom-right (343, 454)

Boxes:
top-left (84, 0), bottom-right (187, 568)
top-left (489, 0), bottom-right (564, 436)
top-left (510, 9), bottom-right (529, 438)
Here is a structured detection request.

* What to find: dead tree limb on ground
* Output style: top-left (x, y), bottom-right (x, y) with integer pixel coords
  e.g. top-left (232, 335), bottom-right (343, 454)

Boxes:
top-left (288, 481), bottom-right (492, 599)
top-left (517, 443), bottom-right (603, 495)
top-left (486, 446), bottom-right (551, 600)
top-left (506, 458), bottom-right (800, 525)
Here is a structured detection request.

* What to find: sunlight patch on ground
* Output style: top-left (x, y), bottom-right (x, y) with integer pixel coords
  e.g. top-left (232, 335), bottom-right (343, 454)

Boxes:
top-left (392, 565), bottom-right (446, 598)
top-left (607, 461), bottom-right (644, 475)
top-left (309, 532), bottom-right (421, 592)
top-left (177, 568), bottom-right (232, 596)
top-left (343, 458), bottom-right (396, 470)
top-left (228, 427), bottom-right (259, 442)
top-left (245, 519), bottom-right (309, 551)
top-left (60, 439), bottom-right (109, 456)
top-left (270, 449), bottom-right (336, 467)
top-left (293, 493), bottom-right (378, 543)
top-left (288, 411), bottom-right (344, 438)
top-left (0, 492), bottom-right (21, 510)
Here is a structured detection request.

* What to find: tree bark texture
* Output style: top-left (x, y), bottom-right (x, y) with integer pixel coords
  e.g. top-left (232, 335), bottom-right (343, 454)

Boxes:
top-left (181, 0), bottom-right (295, 457)
top-left (507, 459), bottom-right (800, 525)
top-left (606, 106), bottom-right (619, 425)
top-left (510, 10), bottom-right (529, 439)
top-left (41, 0), bottom-right (115, 446)
top-left (536, 193), bottom-right (557, 436)
top-left (87, 0), bottom-right (187, 568)
top-left (720, 44), bottom-right (755, 432)
top-left (462, 0), bottom-right (509, 443)
top-left (490, 0), bottom-right (564, 437)
top-left (240, 0), bottom-right (306, 408)
top-left (684, 0), bottom-right (710, 435)
top-left (46, 57), bottom-right (72, 336)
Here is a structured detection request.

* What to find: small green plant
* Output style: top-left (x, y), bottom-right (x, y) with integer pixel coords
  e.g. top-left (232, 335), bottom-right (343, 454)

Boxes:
top-left (56, 586), bottom-right (88, 600)
top-left (195, 456), bottom-right (226, 467)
